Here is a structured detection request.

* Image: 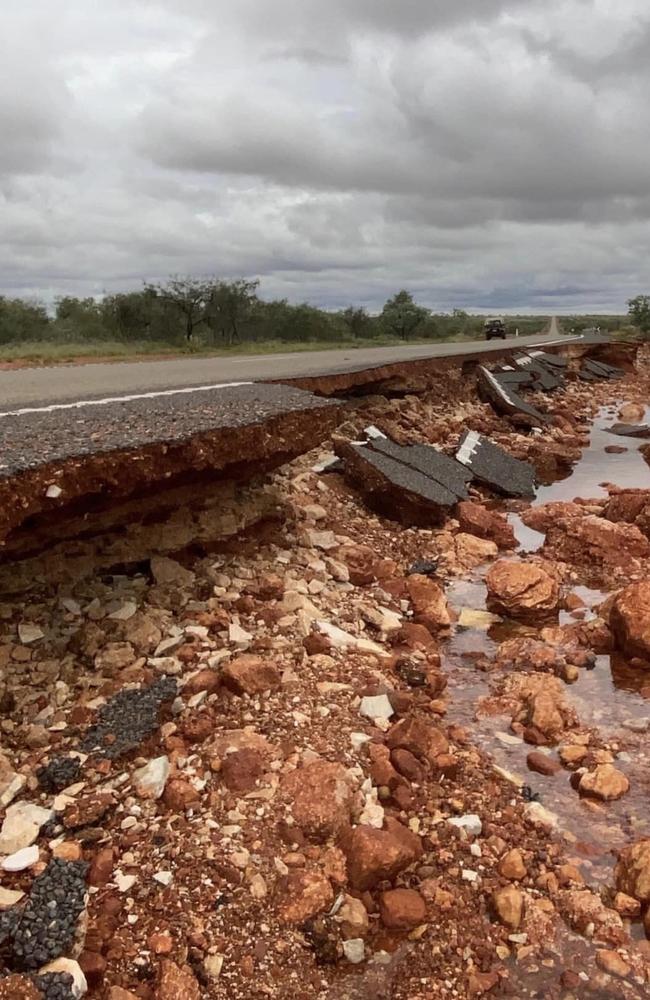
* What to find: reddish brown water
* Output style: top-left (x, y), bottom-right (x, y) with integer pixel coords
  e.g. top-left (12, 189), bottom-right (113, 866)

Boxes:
top-left (442, 404), bottom-right (650, 902)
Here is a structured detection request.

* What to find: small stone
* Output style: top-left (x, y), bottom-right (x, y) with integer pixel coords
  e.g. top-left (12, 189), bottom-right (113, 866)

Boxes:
top-left (559, 744), bottom-right (588, 767)
top-left (343, 820), bottom-right (423, 891)
top-left (342, 939), bottom-right (365, 964)
top-left (526, 751), bottom-right (561, 776)
top-left (157, 960), bottom-right (201, 1000)
top-left (149, 932), bottom-right (173, 954)
top-left (132, 756), bottom-right (170, 800)
top-left (499, 849), bottom-right (527, 881)
top-left (204, 954), bottom-right (224, 980)
top-left (1, 844), bottom-right (39, 871)
top-left (595, 949), bottom-right (630, 979)
top-left (222, 654), bottom-right (281, 695)
top-left (153, 871), bottom-right (173, 887)
top-left (448, 814), bottom-right (482, 837)
top-left (493, 886), bottom-right (524, 929)
top-left (379, 888), bottom-right (427, 929)
top-left (18, 623), bottom-right (44, 644)
top-left (277, 870), bottom-right (335, 925)
top-left (0, 801), bottom-right (53, 854)
top-left (0, 885), bottom-right (25, 908)
top-left (359, 695), bottom-right (394, 722)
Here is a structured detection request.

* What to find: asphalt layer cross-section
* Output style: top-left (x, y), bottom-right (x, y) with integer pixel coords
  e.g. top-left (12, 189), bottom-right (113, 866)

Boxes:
top-left (0, 382), bottom-right (339, 478)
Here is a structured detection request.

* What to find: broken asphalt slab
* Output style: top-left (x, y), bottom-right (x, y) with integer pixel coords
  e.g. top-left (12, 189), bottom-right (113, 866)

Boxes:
top-left (369, 437), bottom-right (472, 499)
top-left (0, 383), bottom-right (342, 554)
top-left (513, 355), bottom-right (563, 392)
top-left (455, 430), bottom-right (536, 497)
top-left (476, 366), bottom-right (547, 424)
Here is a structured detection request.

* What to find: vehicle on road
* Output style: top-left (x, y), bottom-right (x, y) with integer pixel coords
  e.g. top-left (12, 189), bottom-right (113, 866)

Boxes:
top-left (484, 317), bottom-right (507, 340)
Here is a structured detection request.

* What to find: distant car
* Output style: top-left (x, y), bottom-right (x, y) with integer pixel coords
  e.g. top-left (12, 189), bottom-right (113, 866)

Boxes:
top-left (484, 317), bottom-right (507, 340)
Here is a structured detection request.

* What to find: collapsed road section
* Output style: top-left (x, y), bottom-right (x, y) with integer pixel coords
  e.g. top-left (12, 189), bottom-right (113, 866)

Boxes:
top-left (0, 382), bottom-right (341, 592)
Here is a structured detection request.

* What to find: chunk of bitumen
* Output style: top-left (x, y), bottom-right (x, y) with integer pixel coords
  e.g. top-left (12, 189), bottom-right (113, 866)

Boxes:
top-left (79, 675), bottom-right (177, 759)
top-left (0, 903), bottom-right (22, 946)
top-left (527, 350), bottom-right (567, 369)
top-left (11, 859), bottom-right (88, 971)
top-left (407, 559), bottom-right (439, 577)
top-left (477, 367), bottom-right (546, 422)
top-left (583, 358), bottom-right (624, 379)
top-left (370, 438), bottom-right (472, 499)
top-left (351, 445), bottom-right (460, 508)
top-left (513, 355), bottom-right (562, 391)
top-left (37, 757), bottom-right (82, 793)
top-left (456, 431), bottom-right (536, 498)
top-left (32, 972), bottom-right (75, 1000)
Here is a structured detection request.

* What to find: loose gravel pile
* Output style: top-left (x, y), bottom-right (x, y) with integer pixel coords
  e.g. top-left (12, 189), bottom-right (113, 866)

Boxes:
top-left (11, 860), bottom-right (88, 970)
top-left (37, 757), bottom-right (82, 793)
top-left (79, 676), bottom-right (177, 759)
top-left (32, 971), bottom-right (75, 1000)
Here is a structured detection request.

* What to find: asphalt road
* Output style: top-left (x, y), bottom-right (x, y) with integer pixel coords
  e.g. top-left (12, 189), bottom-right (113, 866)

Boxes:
top-left (0, 326), bottom-right (572, 411)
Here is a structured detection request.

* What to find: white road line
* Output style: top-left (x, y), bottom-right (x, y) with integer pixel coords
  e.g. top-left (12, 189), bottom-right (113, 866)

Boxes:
top-left (0, 381), bottom-right (255, 419)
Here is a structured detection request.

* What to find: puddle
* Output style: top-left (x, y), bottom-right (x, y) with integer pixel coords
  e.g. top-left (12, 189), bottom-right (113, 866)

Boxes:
top-left (442, 403), bottom-right (650, 897)
top-left (509, 402), bottom-right (650, 551)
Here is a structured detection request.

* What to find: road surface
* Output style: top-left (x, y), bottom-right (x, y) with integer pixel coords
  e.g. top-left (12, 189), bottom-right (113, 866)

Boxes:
top-left (0, 327), bottom-right (571, 410)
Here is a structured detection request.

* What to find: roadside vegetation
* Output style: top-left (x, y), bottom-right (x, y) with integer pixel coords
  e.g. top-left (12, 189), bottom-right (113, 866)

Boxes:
top-left (0, 276), bottom-right (642, 363)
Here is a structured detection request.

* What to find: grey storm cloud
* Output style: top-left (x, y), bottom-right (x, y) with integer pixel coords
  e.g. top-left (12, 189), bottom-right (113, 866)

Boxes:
top-left (1, 0), bottom-right (649, 311)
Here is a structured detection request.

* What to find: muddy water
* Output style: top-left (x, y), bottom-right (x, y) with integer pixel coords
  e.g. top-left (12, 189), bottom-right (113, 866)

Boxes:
top-left (442, 403), bottom-right (650, 895)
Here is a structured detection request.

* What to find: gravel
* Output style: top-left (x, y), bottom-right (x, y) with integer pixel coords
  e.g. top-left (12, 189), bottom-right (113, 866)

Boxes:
top-left (79, 675), bottom-right (177, 759)
top-left (32, 972), bottom-right (75, 999)
top-left (37, 758), bottom-right (82, 793)
top-left (10, 860), bottom-right (88, 970)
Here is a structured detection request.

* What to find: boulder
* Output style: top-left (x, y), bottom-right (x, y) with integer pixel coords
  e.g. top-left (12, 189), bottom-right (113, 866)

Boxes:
top-left (452, 533), bottom-right (498, 571)
top-left (486, 561), bottom-right (559, 623)
top-left (379, 888), bottom-right (427, 929)
top-left (386, 715), bottom-right (449, 763)
top-left (221, 654), bottom-right (281, 695)
top-left (615, 839), bottom-right (650, 903)
top-left (405, 575), bottom-right (451, 632)
top-left (281, 761), bottom-right (354, 842)
top-left (545, 515), bottom-right (650, 567)
top-left (610, 581), bottom-right (650, 662)
top-left (558, 890), bottom-right (624, 946)
top-left (457, 501), bottom-right (516, 549)
top-left (579, 764), bottom-right (629, 802)
top-left (619, 402), bottom-right (646, 423)
top-left (277, 870), bottom-right (334, 925)
top-left (343, 819), bottom-right (423, 891)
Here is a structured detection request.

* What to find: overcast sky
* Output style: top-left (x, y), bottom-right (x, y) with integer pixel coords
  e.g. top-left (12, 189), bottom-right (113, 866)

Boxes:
top-left (2, 0), bottom-right (648, 313)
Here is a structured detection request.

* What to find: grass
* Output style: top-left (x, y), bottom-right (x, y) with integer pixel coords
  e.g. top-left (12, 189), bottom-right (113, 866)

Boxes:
top-left (0, 326), bottom-right (555, 366)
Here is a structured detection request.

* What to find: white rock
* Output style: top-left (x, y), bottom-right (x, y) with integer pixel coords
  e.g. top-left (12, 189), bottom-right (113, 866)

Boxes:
top-left (39, 959), bottom-right (87, 997)
top-left (153, 870), bottom-right (173, 887)
top-left (0, 770), bottom-right (27, 809)
top-left (350, 733), bottom-right (371, 751)
top-left (458, 608), bottom-right (501, 629)
top-left (132, 756), bottom-right (170, 800)
top-left (359, 786), bottom-right (385, 829)
top-left (150, 556), bottom-right (195, 587)
top-left (302, 529), bottom-right (338, 551)
top-left (0, 886), bottom-right (25, 908)
top-left (18, 623), bottom-right (44, 644)
top-left (448, 814), bottom-right (482, 837)
top-left (204, 954), bottom-right (224, 979)
top-left (229, 623), bottom-right (253, 646)
top-left (115, 872), bottom-right (137, 893)
top-left (343, 939), bottom-right (366, 964)
top-left (0, 801), bottom-right (54, 855)
top-left (462, 869), bottom-right (479, 882)
top-left (45, 484), bottom-right (63, 499)
top-left (108, 601), bottom-right (137, 621)
top-left (2, 845), bottom-right (39, 872)
top-left (496, 731), bottom-right (524, 747)
top-left (317, 621), bottom-right (386, 656)
top-left (524, 801), bottom-right (558, 831)
top-left (359, 695), bottom-right (394, 722)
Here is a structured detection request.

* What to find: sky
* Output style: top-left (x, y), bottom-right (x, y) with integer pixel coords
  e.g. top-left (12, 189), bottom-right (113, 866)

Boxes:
top-left (2, 0), bottom-right (649, 314)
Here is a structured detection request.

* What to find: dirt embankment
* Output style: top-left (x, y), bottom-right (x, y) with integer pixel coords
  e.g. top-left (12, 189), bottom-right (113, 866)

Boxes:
top-left (0, 346), bottom-right (649, 999)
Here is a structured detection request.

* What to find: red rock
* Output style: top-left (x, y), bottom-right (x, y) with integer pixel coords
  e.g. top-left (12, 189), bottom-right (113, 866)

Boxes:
top-left (157, 960), bottom-right (201, 1000)
top-left (596, 949), bottom-right (631, 979)
top-left (603, 489), bottom-right (650, 526)
top-left (393, 623), bottom-right (438, 653)
top-left (486, 561), bottom-right (559, 623)
top-left (252, 573), bottom-right (285, 600)
top-left (379, 888), bottom-right (426, 929)
top-left (183, 669), bottom-right (220, 696)
top-left (221, 654), bottom-right (281, 695)
top-left (277, 870), bottom-right (334, 925)
top-left (180, 713), bottom-right (214, 744)
top-left (343, 819), bottom-right (423, 891)
top-left (526, 751), bottom-right (561, 776)
top-left (611, 581), bottom-right (650, 662)
top-left (579, 764), bottom-right (629, 801)
top-left (221, 749), bottom-right (266, 794)
top-left (281, 761), bottom-right (353, 842)
top-left (148, 932), bottom-right (173, 954)
top-left (619, 402), bottom-right (645, 422)
top-left (457, 501), bottom-right (516, 549)
top-left (558, 889), bottom-right (624, 945)
top-left (89, 847), bottom-right (114, 887)
top-left (63, 791), bottom-right (115, 829)
top-left (303, 632), bottom-right (331, 655)
top-left (468, 970), bottom-right (501, 996)
top-left (492, 885), bottom-right (523, 929)
top-left (615, 839), bottom-right (650, 903)
top-left (386, 715), bottom-right (448, 763)
top-left (162, 776), bottom-right (198, 811)
top-left (107, 989), bottom-right (140, 1000)
top-left (337, 545), bottom-right (382, 586)
top-left (390, 748), bottom-right (425, 783)
top-left (78, 951), bottom-right (107, 987)
top-left (499, 849), bottom-right (527, 881)
top-left (406, 575), bottom-right (451, 632)
top-left (546, 515), bottom-right (650, 567)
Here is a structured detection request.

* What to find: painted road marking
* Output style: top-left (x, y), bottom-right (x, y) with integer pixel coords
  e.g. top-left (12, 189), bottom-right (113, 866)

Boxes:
top-left (0, 381), bottom-right (255, 420)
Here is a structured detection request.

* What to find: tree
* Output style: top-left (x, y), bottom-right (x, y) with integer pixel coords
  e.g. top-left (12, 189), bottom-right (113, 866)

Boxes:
top-left (342, 306), bottom-right (371, 339)
top-left (380, 290), bottom-right (429, 340)
top-left (146, 276), bottom-right (213, 342)
top-left (209, 279), bottom-right (259, 346)
top-left (628, 295), bottom-right (650, 337)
